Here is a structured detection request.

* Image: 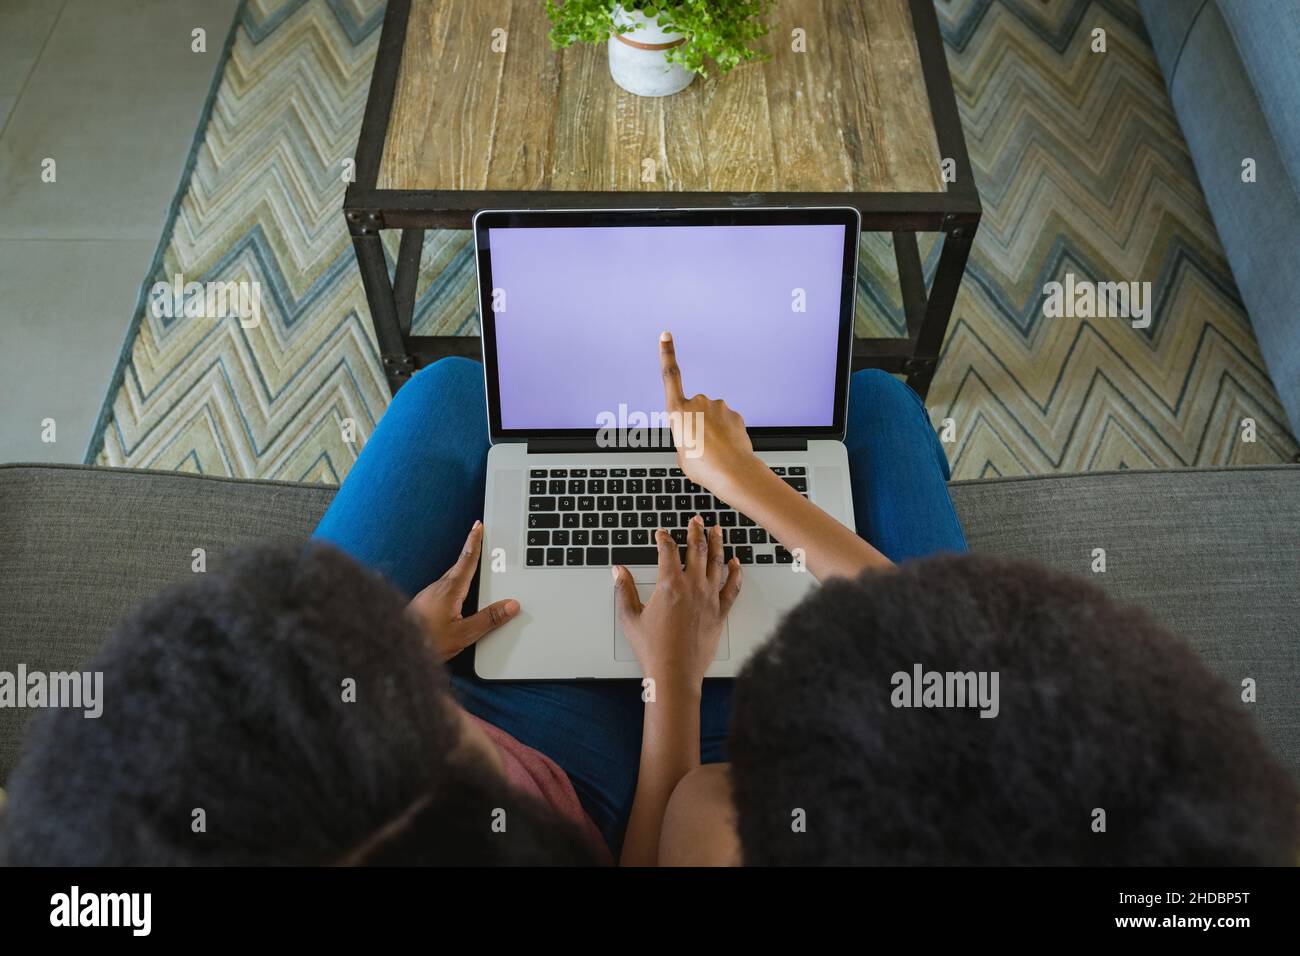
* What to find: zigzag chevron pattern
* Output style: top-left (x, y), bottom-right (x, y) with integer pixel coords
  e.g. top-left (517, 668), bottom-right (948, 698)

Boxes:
top-left (96, 0), bottom-right (390, 481)
top-left (93, 0), bottom-right (1298, 480)
top-left (927, 0), bottom-right (1297, 474)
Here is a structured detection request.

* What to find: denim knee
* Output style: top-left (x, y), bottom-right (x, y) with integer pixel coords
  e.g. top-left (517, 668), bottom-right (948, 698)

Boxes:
top-left (389, 356), bottom-right (483, 416)
top-left (849, 368), bottom-right (928, 423)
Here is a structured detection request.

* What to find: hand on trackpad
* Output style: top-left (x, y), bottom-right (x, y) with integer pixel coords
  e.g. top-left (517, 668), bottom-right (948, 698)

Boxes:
top-left (613, 581), bottom-right (731, 663)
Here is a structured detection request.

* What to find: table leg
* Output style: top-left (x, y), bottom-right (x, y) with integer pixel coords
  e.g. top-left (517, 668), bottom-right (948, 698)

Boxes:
top-left (350, 230), bottom-right (414, 394)
top-left (392, 228), bottom-right (424, 335)
top-left (907, 222), bottom-right (974, 399)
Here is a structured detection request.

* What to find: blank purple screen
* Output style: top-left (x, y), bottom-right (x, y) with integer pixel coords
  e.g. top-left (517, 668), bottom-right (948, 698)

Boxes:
top-left (487, 224), bottom-right (848, 430)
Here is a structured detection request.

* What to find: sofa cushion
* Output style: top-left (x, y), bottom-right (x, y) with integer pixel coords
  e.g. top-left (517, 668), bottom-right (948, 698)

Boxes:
top-left (1137, 0), bottom-right (1207, 80)
top-left (1139, 0), bottom-right (1300, 436)
top-left (1, 463), bottom-right (1296, 782)
top-left (1219, 0), bottom-right (1300, 200)
top-left (953, 465), bottom-right (1300, 778)
top-left (0, 465), bottom-right (336, 780)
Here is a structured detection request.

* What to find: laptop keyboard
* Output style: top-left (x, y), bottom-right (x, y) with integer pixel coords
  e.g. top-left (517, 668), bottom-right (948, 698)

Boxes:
top-left (524, 465), bottom-right (808, 568)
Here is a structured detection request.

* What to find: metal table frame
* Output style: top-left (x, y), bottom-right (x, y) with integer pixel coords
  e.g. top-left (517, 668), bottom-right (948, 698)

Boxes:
top-left (344, 0), bottom-right (981, 398)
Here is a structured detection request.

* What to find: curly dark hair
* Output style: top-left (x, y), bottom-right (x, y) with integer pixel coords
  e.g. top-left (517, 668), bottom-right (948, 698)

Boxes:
top-left (728, 553), bottom-right (1300, 866)
top-left (0, 543), bottom-right (600, 866)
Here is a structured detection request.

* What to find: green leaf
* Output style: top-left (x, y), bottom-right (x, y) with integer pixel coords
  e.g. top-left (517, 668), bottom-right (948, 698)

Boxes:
top-left (541, 0), bottom-right (776, 77)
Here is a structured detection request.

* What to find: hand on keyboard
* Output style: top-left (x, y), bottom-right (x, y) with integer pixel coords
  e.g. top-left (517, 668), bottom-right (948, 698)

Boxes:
top-left (611, 515), bottom-right (742, 689)
top-left (407, 521), bottom-right (520, 662)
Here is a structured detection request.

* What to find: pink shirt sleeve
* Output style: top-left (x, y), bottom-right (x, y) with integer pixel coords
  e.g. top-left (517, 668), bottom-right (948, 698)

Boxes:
top-left (467, 713), bottom-right (610, 862)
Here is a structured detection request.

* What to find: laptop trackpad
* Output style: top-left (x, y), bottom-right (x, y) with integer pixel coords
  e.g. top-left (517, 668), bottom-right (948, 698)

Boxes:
top-left (614, 581), bottom-right (730, 662)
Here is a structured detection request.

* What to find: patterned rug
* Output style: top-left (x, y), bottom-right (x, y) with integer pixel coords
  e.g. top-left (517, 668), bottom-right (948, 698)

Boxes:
top-left (89, 0), bottom-right (1300, 480)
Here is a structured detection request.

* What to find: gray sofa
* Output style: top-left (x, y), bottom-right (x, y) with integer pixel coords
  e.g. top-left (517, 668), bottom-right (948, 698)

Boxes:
top-left (1, 462), bottom-right (1297, 787)
top-left (1140, 0), bottom-right (1300, 436)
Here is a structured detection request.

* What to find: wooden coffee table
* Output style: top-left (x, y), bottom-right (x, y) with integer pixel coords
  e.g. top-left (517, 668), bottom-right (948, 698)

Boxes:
top-left (345, 0), bottom-right (980, 397)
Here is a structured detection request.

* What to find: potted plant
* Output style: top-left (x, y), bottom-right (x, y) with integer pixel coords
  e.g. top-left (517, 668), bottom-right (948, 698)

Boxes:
top-left (543, 0), bottom-right (776, 97)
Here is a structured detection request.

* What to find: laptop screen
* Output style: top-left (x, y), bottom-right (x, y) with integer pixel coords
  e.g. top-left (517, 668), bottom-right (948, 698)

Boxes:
top-left (475, 209), bottom-right (858, 438)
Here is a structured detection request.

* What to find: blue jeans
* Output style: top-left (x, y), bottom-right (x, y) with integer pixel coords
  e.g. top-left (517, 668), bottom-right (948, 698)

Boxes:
top-left (313, 358), bottom-right (966, 853)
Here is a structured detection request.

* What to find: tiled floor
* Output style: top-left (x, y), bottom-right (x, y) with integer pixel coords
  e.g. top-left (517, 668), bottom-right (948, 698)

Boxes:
top-left (0, 0), bottom-right (240, 463)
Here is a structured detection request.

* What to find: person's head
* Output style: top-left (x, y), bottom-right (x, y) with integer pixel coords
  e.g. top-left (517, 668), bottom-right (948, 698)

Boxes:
top-left (0, 543), bottom-right (601, 865)
top-left (728, 554), bottom-right (1300, 865)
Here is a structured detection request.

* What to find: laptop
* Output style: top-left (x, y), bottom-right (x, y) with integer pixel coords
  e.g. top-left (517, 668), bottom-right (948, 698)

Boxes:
top-left (472, 206), bottom-right (860, 679)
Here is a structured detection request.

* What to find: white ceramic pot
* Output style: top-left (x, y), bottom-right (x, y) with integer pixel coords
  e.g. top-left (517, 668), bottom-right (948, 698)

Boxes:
top-left (608, 4), bottom-right (695, 97)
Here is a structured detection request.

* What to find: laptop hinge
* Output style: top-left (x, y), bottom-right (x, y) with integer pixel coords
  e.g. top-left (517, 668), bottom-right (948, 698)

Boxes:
top-left (526, 437), bottom-right (606, 454)
top-left (525, 435), bottom-right (810, 454)
top-left (751, 436), bottom-right (809, 452)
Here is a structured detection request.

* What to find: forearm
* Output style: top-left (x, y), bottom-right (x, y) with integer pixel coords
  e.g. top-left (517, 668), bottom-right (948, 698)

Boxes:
top-left (722, 464), bottom-right (892, 580)
top-left (619, 680), bottom-right (701, 866)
